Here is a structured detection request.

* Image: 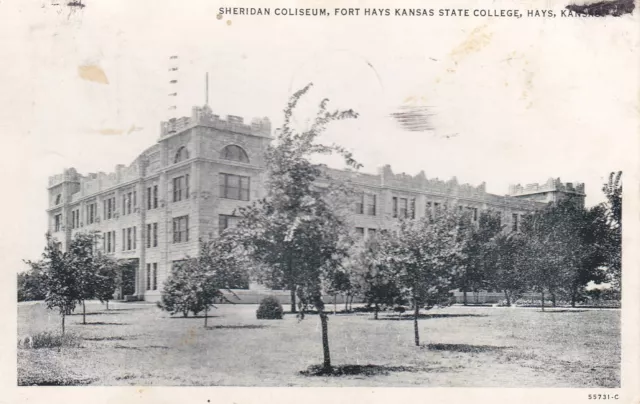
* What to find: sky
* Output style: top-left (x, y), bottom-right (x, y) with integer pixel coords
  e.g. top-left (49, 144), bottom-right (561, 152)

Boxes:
top-left (1, 0), bottom-right (637, 273)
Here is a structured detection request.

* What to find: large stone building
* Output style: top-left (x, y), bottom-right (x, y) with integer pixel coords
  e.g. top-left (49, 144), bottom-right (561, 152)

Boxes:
top-left (46, 104), bottom-right (586, 302)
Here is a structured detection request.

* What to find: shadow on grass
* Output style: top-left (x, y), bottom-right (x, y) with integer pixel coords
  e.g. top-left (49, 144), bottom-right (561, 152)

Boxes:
top-left (424, 343), bottom-right (512, 353)
top-left (169, 315), bottom-right (220, 319)
top-left (300, 364), bottom-right (421, 377)
top-left (83, 336), bottom-right (130, 341)
top-left (114, 344), bottom-right (169, 350)
top-left (540, 310), bottom-right (588, 313)
top-left (206, 325), bottom-right (268, 330)
top-left (79, 322), bottom-right (129, 326)
top-left (375, 313), bottom-right (489, 321)
top-left (18, 376), bottom-right (95, 386)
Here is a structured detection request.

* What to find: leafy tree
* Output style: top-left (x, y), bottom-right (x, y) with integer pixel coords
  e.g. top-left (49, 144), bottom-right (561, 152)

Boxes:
top-left (159, 237), bottom-right (246, 327)
top-left (94, 253), bottom-right (120, 310)
top-left (350, 236), bottom-right (404, 319)
top-left (17, 268), bottom-right (47, 302)
top-left (602, 171), bottom-right (622, 291)
top-left (486, 232), bottom-right (528, 305)
top-left (234, 83), bottom-right (359, 371)
top-left (458, 211), bottom-right (503, 305)
top-left (67, 232), bottom-right (102, 324)
top-left (380, 211), bottom-right (466, 346)
top-left (25, 233), bottom-right (78, 335)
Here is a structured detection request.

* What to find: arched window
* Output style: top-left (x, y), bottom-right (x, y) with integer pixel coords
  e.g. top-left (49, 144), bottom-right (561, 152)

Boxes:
top-left (174, 146), bottom-right (189, 163)
top-left (220, 145), bottom-right (249, 163)
top-left (55, 194), bottom-right (62, 205)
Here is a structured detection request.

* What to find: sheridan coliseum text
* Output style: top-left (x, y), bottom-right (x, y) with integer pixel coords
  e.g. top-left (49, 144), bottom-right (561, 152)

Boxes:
top-left (218, 7), bottom-right (329, 16)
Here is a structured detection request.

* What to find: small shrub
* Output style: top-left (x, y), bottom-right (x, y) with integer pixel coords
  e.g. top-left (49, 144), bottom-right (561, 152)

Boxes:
top-left (19, 332), bottom-right (81, 349)
top-left (256, 296), bottom-right (284, 320)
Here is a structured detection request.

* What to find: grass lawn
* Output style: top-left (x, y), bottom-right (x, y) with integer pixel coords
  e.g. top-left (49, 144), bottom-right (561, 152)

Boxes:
top-left (17, 301), bottom-right (620, 387)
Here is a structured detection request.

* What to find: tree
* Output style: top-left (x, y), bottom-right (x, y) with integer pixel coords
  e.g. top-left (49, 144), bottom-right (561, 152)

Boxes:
top-left (458, 211), bottom-right (503, 305)
top-left (94, 254), bottom-right (120, 310)
top-left (25, 233), bottom-right (78, 335)
top-left (234, 83), bottom-right (360, 371)
top-left (602, 171), bottom-right (622, 291)
top-left (486, 232), bottom-right (528, 306)
top-left (67, 232), bottom-right (102, 324)
top-left (380, 211), bottom-right (466, 346)
top-left (17, 268), bottom-right (47, 302)
top-left (159, 237), bottom-right (247, 327)
top-left (351, 236), bottom-right (404, 319)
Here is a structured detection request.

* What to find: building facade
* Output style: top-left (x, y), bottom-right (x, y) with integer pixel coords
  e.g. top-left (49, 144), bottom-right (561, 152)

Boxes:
top-left (46, 104), bottom-right (586, 302)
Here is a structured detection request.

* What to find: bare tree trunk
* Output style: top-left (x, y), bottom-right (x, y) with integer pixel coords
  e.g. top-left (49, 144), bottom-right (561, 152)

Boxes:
top-left (333, 295), bottom-right (336, 315)
top-left (204, 307), bottom-right (208, 328)
top-left (61, 313), bottom-right (66, 336)
top-left (289, 283), bottom-right (297, 313)
top-left (106, 300), bottom-right (109, 310)
top-left (82, 300), bottom-right (86, 324)
top-left (349, 294), bottom-right (354, 311)
top-left (319, 311), bottom-right (331, 371)
top-left (374, 303), bottom-right (379, 320)
top-left (551, 291), bottom-right (556, 307)
top-left (413, 302), bottom-right (420, 346)
top-left (463, 290), bottom-right (468, 306)
top-left (541, 290), bottom-right (545, 312)
top-left (504, 290), bottom-right (511, 306)
top-left (344, 295), bottom-right (348, 312)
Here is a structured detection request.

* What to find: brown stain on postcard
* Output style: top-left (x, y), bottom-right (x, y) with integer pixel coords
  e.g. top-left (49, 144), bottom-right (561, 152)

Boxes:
top-left (78, 65), bottom-right (109, 84)
top-left (449, 25), bottom-right (493, 67)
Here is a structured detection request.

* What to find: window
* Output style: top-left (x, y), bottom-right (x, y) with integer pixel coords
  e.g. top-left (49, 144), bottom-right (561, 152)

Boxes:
top-left (152, 263), bottom-right (157, 290)
top-left (219, 215), bottom-right (240, 235)
top-left (173, 175), bottom-right (190, 202)
top-left (54, 214), bottom-right (62, 232)
top-left (219, 173), bottom-right (250, 201)
top-left (220, 145), bottom-right (249, 163)
top-left (146, 223), bottom-right (158, 248)
top-left (512, 213), bottom-right (519, 232)
top-left (71, 209), bottom-right (80, 229)
top-left (153, 223), bottom-right (158, 247)
top-left (355, 227), bottom-right (365, 237)
top-left (434, 202), bottom-right (441, 212)
top-left (174, 146), bottom-right (189, 163)
top-left (472, 207), bottom-right (478, 222)
top-left (103, 197), bottom-right (115, 219)
top-left (355, 195), bottom-right (364, 215)
top-left (133, 226), bottom-right (136, 249)
top-left (127, 228), bottom-right (132, 250)
top-left (368, 228), bottom-right (377, 238)
top-left (122, 229), bottom-right (126, 251)
top-left (87, 203), bottom-right (96, 224)
top-left (55, 194), bottom-right (62, 205)
top-left (146, 264), bottom-right (151, 291)
top-left (366, 194), bottom-right (376, 216)
top-left (103, 231), bottom-right (115, 253)
top-left (173, 215), bottom-right (189, 243)
top-left (147, 185), bottom-right (158, 209)
top-left (409, 198), bottom-right (416, 219)
top-left (426, 201), bottom-right (432, 217)
top-left (399, 198), bottom-right (408, 218)
top-left (133, 190), bottom-right (137, 209)
top-left (392, 197), bottom-right (398, 218)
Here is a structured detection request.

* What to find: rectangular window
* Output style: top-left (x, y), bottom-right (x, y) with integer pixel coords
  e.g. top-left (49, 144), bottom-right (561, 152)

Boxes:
top-left (186, 174), bottom-right (190, 199)
top-left (355, 194), bottom-right (364, 215)
top-left (219, 173), bottom-right (250, 201)
top-left (133, 226), bottom-right (137, 249)
top-left (173, 176), bottom-right (183, 202)
top-left (122, 194), bottom-right (127, 215)
top-left (153, 263), bottom-right (157, 290)
top-left (366, 194), bottom-right (376, 216)
top-left (153, 185), bottom-right (158, 208)
top-left (127, 228), bottom-right (132, 250)
top-left (173, 216), bottom-right (189, 243)
top-left (54, 214), bottom-right (62, 232)
top-left (153, 223), bottom-right (158, 247)
top-left (147, 187), bottom-right (152, 210)
top-left (392, 197), bottom-right (398, 218)
top-left (127, 192), bottom-right (132, 214)
top-left (399, 198), bottom-right (408, 218)
top-left (107, 231), bottom-right (112, 252)
top-left (219, 215), bottom-right (240, 235)
top-left (426, 201), bottom-right (432, 218)
top-left (146, 224), bottom-right (151, 248)
top-left (409, 198), bottom-right (416, 219)
top-left (122, 229), bottom-right (125, 251)
top-left (133, 190), bottom-right (137, 208)
top-left (88, 203), bottom-right (96, 224)
top-left (355, 227), bottom-right (365, 237)
top-left (146, 264), bottom-right (151, 291)
top-left (368, 228), bottom-right (377, 238)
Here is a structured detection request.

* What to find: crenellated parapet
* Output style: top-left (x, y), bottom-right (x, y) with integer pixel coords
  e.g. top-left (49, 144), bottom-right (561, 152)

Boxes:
top-left (48, 168), bottom-right (80, 188)
top-left (508, 177), bottom-right (585, 196)
top-left (160, 105), bottom-right (272, 138)
top-left (377, 165), bottom-right (487, 197)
